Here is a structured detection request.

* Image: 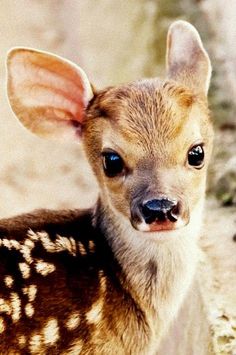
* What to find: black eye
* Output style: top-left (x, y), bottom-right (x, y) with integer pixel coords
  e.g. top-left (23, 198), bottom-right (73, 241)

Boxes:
top-left (188, 145), bottom-right (204, 168)
top-left (102, 151), bottom-right (124, 177)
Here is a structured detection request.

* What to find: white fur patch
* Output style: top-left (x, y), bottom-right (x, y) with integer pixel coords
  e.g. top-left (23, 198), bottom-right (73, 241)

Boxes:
top-left (66, 312), bottom-right (80, 330)
top-left (10, 292), bottom-right (21, 322)
top-left (35, 260), bottom-right (56, 276)
top-left (29, 334), bottom-right (42, 354)
top-left (19, 262), bottom-right (30, 279)
top-left (43, 318), bottom-right (59, 346)
top-left (20, 244), bottom-right (33, 264)
top-left (28, 230), bottom-right (79, 256)
top-left (4, 275), bottom-right (14, 288)
top-left (86, 299), bottom-right (103, 325)
top-left (0, 298), bottom-right (11, 315)
top-left (0, 317), bottom-right (5, 333)
top-left (55, 235), bottom-right (77, 256)
top-left (2, 238), bottom-right (13, 249)
top-left (22, 284), bottom-right (37, 302)
top-left (25, 303), bottom-right (34, 318)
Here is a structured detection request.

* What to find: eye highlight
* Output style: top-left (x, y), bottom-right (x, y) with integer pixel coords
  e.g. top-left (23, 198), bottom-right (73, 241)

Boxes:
top-left (188, 144), bottom-right (205, 168)
top-left (102, 151), bottom-right (124, 177)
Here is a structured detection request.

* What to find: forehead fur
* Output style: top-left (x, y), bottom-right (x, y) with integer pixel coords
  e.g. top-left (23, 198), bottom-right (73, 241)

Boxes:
top-left (87, 79), bottom-right (208, 138)
top-left (85, 79), bottom-right (211, 162)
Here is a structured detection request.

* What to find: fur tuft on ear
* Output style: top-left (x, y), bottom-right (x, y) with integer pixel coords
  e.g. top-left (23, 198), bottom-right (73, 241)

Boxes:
top-left (166, 20), bottom-right (211, 95)
top-left (7, 48), bottom-right (93, 141)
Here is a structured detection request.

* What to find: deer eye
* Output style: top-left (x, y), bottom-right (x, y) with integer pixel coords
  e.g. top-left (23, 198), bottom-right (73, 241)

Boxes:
top-left (102, 151), bottom-right (124, 177)
top-left (188, 144), bottom-right (204, 168)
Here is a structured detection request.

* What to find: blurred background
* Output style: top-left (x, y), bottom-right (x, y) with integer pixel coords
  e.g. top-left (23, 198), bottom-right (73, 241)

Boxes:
top-left (0, 0), bottom-right (235, 218)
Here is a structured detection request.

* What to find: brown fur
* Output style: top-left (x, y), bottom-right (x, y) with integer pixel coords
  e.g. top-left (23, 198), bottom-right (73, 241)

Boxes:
top-left (0, 207), bottom-right (152, 354)
top-left (0, 78), bottom-right (212, 354)
top-left (4, 21), bottom-right (213, 354)
top-left (84, 79), bottom-right (212, 225)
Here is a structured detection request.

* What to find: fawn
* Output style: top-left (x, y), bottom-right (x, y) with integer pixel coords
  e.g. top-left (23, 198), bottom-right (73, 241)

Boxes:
top-left (0, 20), bottom-right (213, 354)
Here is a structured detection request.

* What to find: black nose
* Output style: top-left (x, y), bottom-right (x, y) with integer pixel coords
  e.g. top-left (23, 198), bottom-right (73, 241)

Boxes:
top-left (141, 198), bottom-right (179, 224)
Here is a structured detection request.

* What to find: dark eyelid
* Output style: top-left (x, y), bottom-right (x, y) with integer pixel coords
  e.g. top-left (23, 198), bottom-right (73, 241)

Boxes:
top-left (101, 148), bottom-right (125, 162)
top-left (102, 148), bottom-right (119, 155)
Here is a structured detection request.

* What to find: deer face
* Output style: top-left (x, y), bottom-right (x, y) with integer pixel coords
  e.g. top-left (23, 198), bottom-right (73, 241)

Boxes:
top-left (6, 21), bottom-right (213, 236)
top-left (83, 79), bottom-right (213, 234)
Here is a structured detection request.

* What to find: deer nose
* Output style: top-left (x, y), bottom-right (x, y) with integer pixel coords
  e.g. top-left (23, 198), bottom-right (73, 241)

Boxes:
top-left (141, 198), bottom-right (179, 224)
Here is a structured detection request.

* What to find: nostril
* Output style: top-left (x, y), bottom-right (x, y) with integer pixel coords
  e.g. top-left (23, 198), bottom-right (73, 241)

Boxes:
top-left (167, 203), bottom-right (180, 222)
top-left (141, 198), bottom-right (179, 224)
top-left (141, 204), bottom-right (158, 224)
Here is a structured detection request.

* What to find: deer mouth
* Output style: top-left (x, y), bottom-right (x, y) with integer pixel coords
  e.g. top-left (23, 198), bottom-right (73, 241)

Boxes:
top-left (130, 199), bottom-right (190, 233)
top-left (131, 212), bottom-right (190, 233)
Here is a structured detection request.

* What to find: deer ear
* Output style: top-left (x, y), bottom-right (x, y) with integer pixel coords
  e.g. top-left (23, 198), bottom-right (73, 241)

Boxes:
top-left (7, 48), bottom-right (93, 141)
top-left (166, 21), bottom-right (211, 95)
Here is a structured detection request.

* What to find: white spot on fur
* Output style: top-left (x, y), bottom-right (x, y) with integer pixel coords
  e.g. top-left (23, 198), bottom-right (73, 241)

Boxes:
top-left (25, 239), bottom-right (35, 250)
top-left (66, 312), bottom-right (80, 330)
top-left (9, 239), bottom-right (20, 250)
top-left (4, 275), bottom-right (14, 288)
top-left (0, 317), bottom-right (5, 333)
top-left (78, 242), bottom-right (86, 256)
top-left (0, 239), bottom-right (21, 250)
top-left (10, 292), bottom-right (21, 322)
top-left (0, 298), bottom-right (11, 315)
top-left (28, 229), bottom-right (39, 241)
top-left (35, 260), bottom-right (56, 276)
top-left (28, 230), bottom-right (78, 256)
top-left (55, 235), bottom-right (77, 255)
top-left (38, 231), bottom-right (56, 252)
top-left (43, 318), bottom-right (59, 346)
top-left (19, 262), bottom-right (30, 279)
top-left (18, 335), bottom-right (26, 348)
top-left (25, 303), bottom-right (34, 318)
top-left (2, 238), bottom-right (13, 249)
top-left (20, 244), bottom-right (33, 264)
top-left (86, 299), bottom-right (103, 324)
top-left (29, 334), bottom-right (42, 354)
top-left (23, 284), bottom-right (37, 302)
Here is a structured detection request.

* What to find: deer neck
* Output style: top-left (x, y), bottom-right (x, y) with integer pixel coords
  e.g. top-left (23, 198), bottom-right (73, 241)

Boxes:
top-left (94, 197), bottom-right (202, 324)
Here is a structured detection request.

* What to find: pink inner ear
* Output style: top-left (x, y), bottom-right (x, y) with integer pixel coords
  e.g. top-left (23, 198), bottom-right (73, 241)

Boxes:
top-left (9, 50), bottom-right (92, 125)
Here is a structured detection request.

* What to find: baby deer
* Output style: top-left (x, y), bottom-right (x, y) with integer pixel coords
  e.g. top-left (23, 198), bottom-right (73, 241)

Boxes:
top-left (1, 21), bottom-right (213, 354)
